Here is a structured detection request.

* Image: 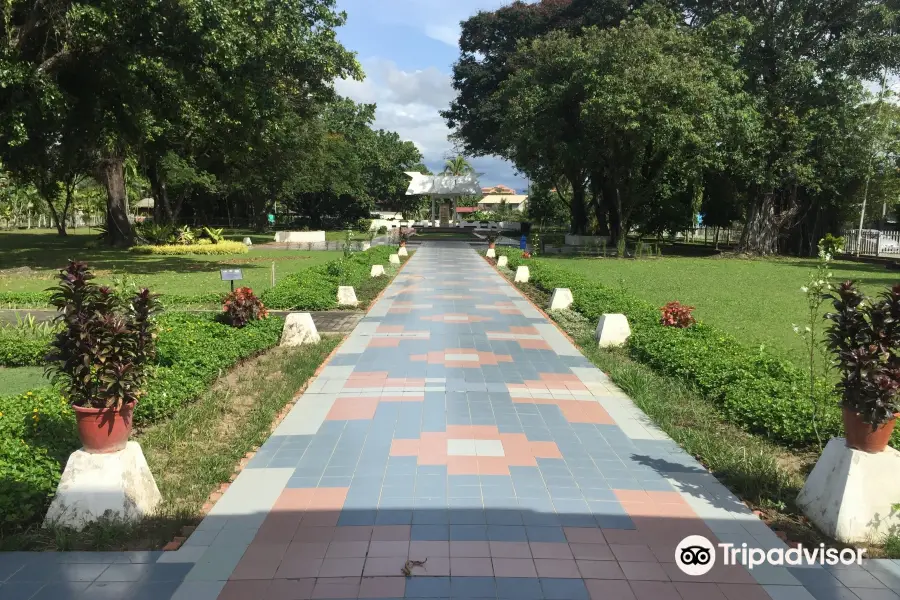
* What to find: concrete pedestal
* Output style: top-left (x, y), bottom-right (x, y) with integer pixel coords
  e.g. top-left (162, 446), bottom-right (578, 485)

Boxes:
top-left (595, 314), bottom-right (631, 347)
top-left (389, 254), bottom-right (401, 265)
top-left (497, 256), bottom-right (508, 268)
top-left (44, 442), bottom-right (161, 531)
top-left (486, 248), bottom-right (496, 259)
top-left (549, 288), bottom-right (574, 311)
top-left (338, 286), bottom-right (358, 307)
top-left (398, 247), bottom-right (408, 257)
top-left (797, 438), bottom-right (900, 543)
top-left (370, 265), bottom-right (386, 277)
top-left (514, 266), bottom-right (530, 283)
top-left (280, 313), bottom-right (320, 346)
top-left (242, 237), bottom-right (253, 247)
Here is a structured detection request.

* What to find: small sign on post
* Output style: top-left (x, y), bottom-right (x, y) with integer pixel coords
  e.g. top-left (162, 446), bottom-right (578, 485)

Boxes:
top-left (220, 268), bottom-right (243, 293)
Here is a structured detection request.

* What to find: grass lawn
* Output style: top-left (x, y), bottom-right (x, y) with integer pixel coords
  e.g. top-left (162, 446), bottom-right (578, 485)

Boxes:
top-left (540, 255), bottom-right (899, 366)
top-left (0, 366), bottom-right (49, 396)
top-left (2, 338), bottom-right (340, 551)
top-left (0, 230), bottom-right (341, 301)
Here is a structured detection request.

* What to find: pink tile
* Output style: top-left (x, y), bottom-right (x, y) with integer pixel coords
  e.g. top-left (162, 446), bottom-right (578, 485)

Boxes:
top-left (283, 542), bottom-right (329, 560)
top-left (674, 582), bottom-right (728, 600)
top-left (492, 558), bottom-right (537, 577)
top-left (628, 581), bottom-right (682, 600)
top-left (409, 541), bottom-right (450, 558)
top-left (363, 556), bottom-right (408, 577)
top-left (577, 559), bottom-right (626, 579)
top-left (273, 557), bottom-right (322, 579)
top-left (530, 542), bottom-right (573, 559)
top-left (332, 526), bottom-right (373, 542)
top-left (564, 527), bottom-right (607, 544)
top-left (619, 561), bottom-right (670, 581)
top-left (490, 541), bottom-right (532, 558)
top-left (310, 577), bottom-right (361, 599)
top-left (367, 540), bottom-right (409, 557)
top-left (717, 583), bottom-right (774, 600)
top-left (534, 558), bottom-right (581, 578)
top-left (359, 576), bottom-right (406, 598)
top-left (585, 580), bottom-right (637, 600)
top-left (220, 580), bottom-right (272, 600)
top-left (610, 544), bottom-right (657, 562)
top-left (449, 541), bottom-right (491, 557)
top-left (570, 543), bottom-right (615, 561)
top-left (451, 557), bottom-right (495, 576)
top-left (408, 556), bottom-right (450, 576)
top-left (266, 578), bottom-right (315, 600)
top-left (318, 557), bottom-right (365, 577)
top-left (601, 529), bottom-right (648, 545)
top-left (293, 526), bottom-right (335, 543)
top-left (325, 541), bottom-right (369, 558)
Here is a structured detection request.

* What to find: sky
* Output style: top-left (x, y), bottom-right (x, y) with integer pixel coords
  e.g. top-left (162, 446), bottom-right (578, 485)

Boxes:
top-left (334, 0), bottom-right (530, 192)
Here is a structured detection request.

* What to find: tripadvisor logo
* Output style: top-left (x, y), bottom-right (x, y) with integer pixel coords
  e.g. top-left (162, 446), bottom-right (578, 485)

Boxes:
top-left (675, 535), bottom-right (866, 575)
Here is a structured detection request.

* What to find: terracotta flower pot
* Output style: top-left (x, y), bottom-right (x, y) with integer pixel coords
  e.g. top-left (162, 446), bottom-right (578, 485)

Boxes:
top-left (73, 402), bottom-right (135, 454)
top-left (399, 241), bottom-right (406, 247)
top-left (488, 242), bottom-right (496, 249)
top-left (842, 406), bottom-right (897, 453)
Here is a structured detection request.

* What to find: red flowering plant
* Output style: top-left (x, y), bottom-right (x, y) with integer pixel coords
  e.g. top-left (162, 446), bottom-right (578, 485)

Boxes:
top-left (222, 287), bottom-right (268, 328)
top-left (660, 301), bottom-right (696, 328)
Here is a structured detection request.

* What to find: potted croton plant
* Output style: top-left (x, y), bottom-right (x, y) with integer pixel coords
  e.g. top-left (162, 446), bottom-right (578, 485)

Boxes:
top-left (45, 261), bottom-right (160, 453)
top-left (825, 281), bottom-right (900, 453)
top-left (485, 231), bottom-right (500, 249)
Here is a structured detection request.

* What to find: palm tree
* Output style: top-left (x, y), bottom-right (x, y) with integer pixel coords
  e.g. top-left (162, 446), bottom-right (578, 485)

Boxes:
top-left (443, 155), bottom-right (474, 176)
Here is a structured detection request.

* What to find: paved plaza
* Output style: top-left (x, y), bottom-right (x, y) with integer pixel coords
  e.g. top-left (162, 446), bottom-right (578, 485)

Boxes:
top-left (1, 243), bottom-right (898, 599)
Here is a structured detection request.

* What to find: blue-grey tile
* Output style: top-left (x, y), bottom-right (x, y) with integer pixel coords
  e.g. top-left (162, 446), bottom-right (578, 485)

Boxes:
top-left (0, 581), bottom-right (46, 600)
top-left (525, 526), bottom-right (566, 542)
top-left (450, 576), bottom-right (496, 597)
top-left (539, 578), bottom-right (589, 600)
top-left (495, 577), bottom-right (543, 599)
top-left (405, 576), bottom-right (450, 597)
top-left (487, 525), bottom-right (528, 542)
top-left (339, 510), bottom-right (378, 526)
top-left (411, 525), bottom-right (450, 541)
top-left (10, 563), bottom-right (109, 583)
top-left (449, 509), bottom-right (486, 525)
top-left (449, 525), bottom-right (488, 541)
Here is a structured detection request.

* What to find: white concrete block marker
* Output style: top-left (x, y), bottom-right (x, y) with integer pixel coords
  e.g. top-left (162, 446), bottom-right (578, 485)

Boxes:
top-left (44, 441), bottom-right (161, 531)
top-left (595, 314), bottom-right (631, 347)
top-left (337, 286), bottom-right (358, 307)
top-left (797, 438), bottom-right (900, 543)
top-left (280, 312), bottom-right (320, 346)
top-left (497, 256), bottom-right (508, 268)
top-left (389, 253), bottom-right (401, 265)
top-left (514, 266), bottom-right (530, 283)
top-left (486, 248), bottom-right (496, 259)
top-left (370, 265), bottom-right (386, 277)
top-left (398, 246), bottom-right (408, 257)
top-left (549, 288), bottom-right (574, 311)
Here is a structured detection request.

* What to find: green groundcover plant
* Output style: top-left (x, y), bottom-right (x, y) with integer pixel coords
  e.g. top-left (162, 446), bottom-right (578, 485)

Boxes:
top-left (0, 312), bottom-right (283, 534)
top-left (494, 248), bottom-right (897, 450)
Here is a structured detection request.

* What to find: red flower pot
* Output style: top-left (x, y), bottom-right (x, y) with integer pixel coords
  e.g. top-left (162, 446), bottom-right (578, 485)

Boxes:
top-left (73, 402), bottom-right (135, 454)
top-left (399, 241), bottom-right (407, 247)
top-left (842, 406), bottom-right (897, 453)
top-left (488, 242), bottom-right (496, 249)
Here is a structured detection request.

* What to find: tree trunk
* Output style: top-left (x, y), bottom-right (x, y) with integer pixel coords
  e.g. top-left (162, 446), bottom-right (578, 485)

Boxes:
top-left (569, 178), bottom-right (588, 235)
top-left (148, 160), bottom-right (174, 224)
top-left (100, 157), bottom-right (134, 247)
top-left (738, 188), bottom-right (797, 255)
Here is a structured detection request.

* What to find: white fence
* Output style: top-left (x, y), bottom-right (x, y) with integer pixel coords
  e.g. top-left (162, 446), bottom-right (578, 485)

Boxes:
top-left (842, 229), bottom-right (900, 256)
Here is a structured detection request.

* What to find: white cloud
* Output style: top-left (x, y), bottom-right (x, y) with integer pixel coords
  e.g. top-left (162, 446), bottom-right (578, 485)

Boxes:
top-left (424, 24), bottom-right (461, 47)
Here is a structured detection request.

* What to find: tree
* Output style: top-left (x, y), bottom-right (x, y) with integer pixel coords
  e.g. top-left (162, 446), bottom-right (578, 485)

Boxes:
top-left (443, 155), bottom-right (474, 176)
top-left (1, 0), bottom-right (360, 245)
top-left (492, 9), bottom-right (752, 245)
top-left (681, 0), bottom-right (900, 254)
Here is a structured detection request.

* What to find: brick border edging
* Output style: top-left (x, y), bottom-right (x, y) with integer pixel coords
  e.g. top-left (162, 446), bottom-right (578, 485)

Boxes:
top-left (163, 252), bottom-right (413, 551)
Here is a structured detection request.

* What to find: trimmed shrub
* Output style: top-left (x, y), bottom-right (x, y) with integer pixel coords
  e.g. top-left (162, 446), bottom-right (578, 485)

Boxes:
top-left (0, 311), bottom-right (285, 534)
top-left (0, 331), bottom-right (51, 367)
top-left (0, 291), bottom-right (53, 307)
top-left (261, 246), bottom-right (404, 310)
top-left (494, 248), bottom-right (860, 448)
top-left (356, 218), bottom-right (373, 233)
top-left (130, 241), bottom-right (248, 255)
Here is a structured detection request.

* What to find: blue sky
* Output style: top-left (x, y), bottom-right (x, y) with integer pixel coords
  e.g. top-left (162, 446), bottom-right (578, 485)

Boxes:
top-left (334, 0), bottom-right (529, 192)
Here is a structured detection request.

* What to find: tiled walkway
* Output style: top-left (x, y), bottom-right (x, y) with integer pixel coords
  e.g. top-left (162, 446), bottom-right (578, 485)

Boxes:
top-left (2, 243), bottom-right (899, 600)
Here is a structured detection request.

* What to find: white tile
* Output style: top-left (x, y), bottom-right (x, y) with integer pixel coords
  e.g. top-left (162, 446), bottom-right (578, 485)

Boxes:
top-left (447, 439), bottom-right (477, 456)
top-left (445, 353), bottom-right (479, 361)
top-left (475, 440), bottom-right (505, 457)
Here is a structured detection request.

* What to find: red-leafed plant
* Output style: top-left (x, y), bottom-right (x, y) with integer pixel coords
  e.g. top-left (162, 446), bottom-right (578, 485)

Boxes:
top-left (45, 260), bottom-right (161, 410)
top-left (222, 287), bottom-right (268, 328)
top-left (522, 251), bottom-right (532, 258)
top-left (660, 301), bottom-right (696, 328)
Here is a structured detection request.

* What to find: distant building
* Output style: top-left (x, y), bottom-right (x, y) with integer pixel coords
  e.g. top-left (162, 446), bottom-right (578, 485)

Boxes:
top-left (481, 185), bottom-right (517, 195)
top-left (477, 194), bottom-right (528, 212)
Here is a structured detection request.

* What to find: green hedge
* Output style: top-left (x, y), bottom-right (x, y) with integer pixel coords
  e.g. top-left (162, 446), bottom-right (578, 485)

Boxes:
top-left (129, 241), bottom-right (249, 255)
top-left (494, 248), bottom-right (884, 449)
top-left (261, 246), bottom-right (404, 310)
top-left (0, 312), bottom-right (283, 534)
top-left (0, 291), bottom-right (52, 308)
top-left (0, 330), bottom-right (50, 367)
